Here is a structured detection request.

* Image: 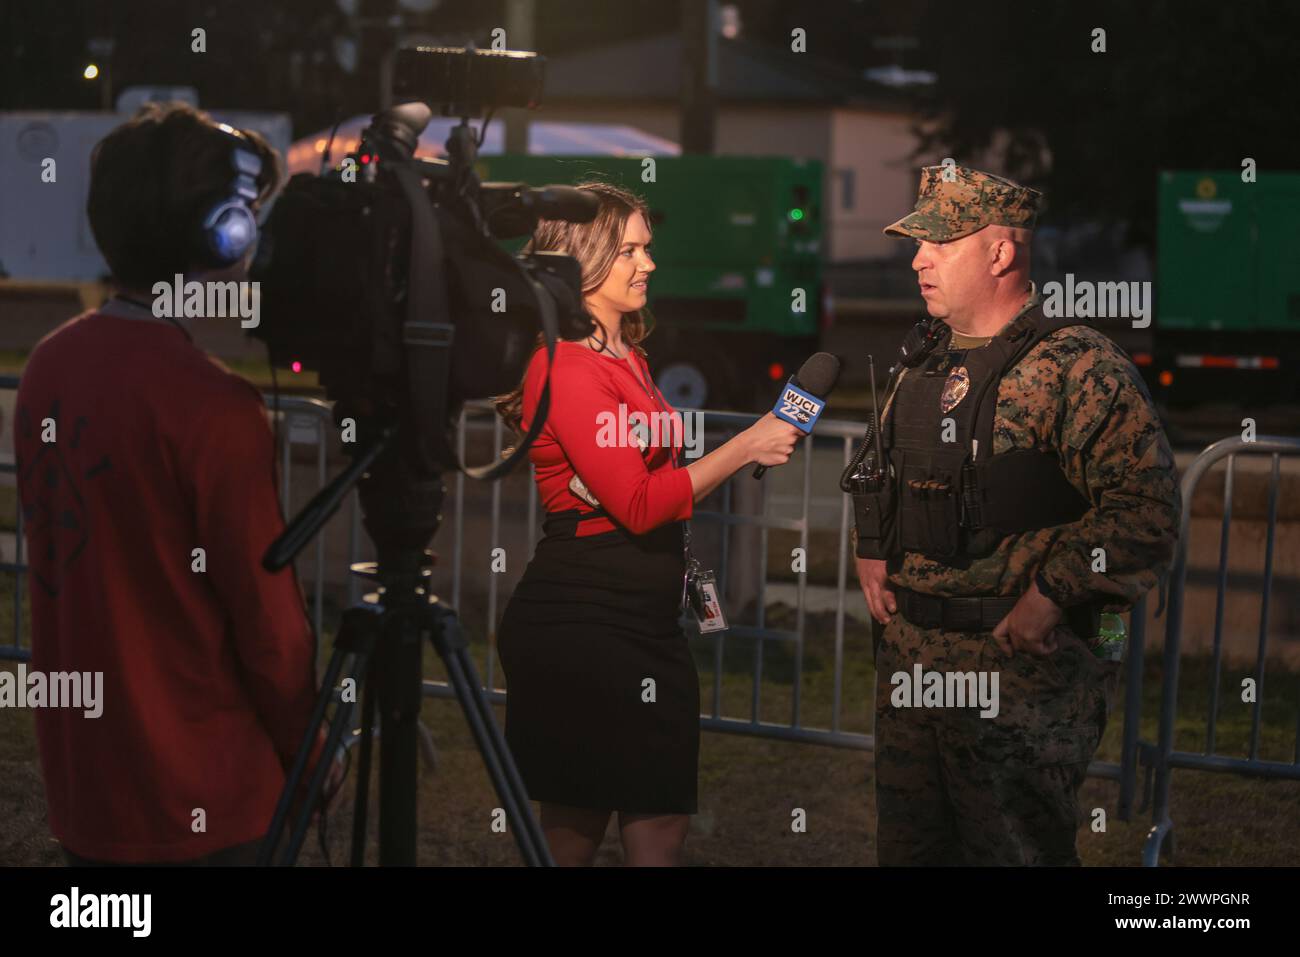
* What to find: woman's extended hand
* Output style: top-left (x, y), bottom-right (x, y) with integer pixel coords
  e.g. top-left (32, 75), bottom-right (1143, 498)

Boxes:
top-left (743, 413), bottom-right (804, 467)
top-left (686, 413), bottom-right (807, 502)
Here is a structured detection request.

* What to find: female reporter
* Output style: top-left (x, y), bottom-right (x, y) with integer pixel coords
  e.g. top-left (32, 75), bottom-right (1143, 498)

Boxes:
top-left (494, 182), bottom-right (801, 866)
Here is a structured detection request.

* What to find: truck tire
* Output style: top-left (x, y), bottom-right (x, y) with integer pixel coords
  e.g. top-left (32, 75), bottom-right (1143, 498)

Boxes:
top-left (655, 349), bottom-right (741, 411)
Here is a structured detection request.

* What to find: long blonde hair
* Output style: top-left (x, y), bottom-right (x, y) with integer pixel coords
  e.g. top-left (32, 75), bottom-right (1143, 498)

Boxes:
top-left (493, 180), bottom-right (655, 433)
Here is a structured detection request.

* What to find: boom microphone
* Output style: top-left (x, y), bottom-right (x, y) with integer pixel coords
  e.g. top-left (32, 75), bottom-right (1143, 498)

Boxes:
top-left (481, 183), bottom-right (600, 238)
top-left (753, 352), bottom-right (842, 479)
top-left (526, 185), bottom-right (600, 221)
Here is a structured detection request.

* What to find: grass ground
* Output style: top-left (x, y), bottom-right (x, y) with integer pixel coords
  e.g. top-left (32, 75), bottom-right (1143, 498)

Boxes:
top-left (2, 591), bottom-right (1297, 867)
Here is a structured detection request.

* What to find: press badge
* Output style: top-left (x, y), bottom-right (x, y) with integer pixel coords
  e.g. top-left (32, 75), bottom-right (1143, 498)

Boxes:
top-left (686, 562), bottom-right (728, 634)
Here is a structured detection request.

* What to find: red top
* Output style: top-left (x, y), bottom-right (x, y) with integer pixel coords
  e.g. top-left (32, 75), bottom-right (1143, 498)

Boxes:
top-left (520, 340), bottom-right (694, 536)
top-left (15, 308), bottom-right (320, 862)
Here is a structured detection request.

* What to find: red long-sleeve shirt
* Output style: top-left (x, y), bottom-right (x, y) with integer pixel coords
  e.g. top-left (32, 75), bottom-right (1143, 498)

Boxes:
top-left (14, 307), bottom-right (319, 863)
top-left (520, 341), bottom-right (694, 535)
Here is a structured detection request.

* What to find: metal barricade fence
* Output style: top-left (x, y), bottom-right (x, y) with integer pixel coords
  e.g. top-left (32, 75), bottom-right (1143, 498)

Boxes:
top-left (1, 375), bottom-right (27, 661)
top-left (0, 384), bottom-right (351, 660)
top-left (432, 400), bottom-right (1148, 821)
top-left (268, 396), bottom-right (365, 627)
top-left (433, 401), bottom-right (877, 742)
top-left (0, 380), bottom-right (1160, 840)
top-left (1142, 436), bottom-right (1300, 866)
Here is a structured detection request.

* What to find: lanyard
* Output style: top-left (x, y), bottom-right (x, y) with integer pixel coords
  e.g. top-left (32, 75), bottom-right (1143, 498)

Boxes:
top-left (622, 351), bottom-right (682, 471)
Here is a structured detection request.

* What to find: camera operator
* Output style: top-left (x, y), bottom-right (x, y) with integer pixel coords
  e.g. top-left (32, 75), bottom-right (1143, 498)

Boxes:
top-left (493, 181), bottom-right (803, 866)
top-left (15, 102), bottom-right (337, 865)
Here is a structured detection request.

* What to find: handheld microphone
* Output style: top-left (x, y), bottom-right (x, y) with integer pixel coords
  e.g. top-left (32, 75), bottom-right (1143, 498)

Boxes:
top-left (753, 352), bottom-right (842, 479)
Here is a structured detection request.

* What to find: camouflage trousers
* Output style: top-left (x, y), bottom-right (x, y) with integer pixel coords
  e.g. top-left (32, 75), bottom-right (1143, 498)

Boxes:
top-left (872, 613), bottom-right (1121, 866)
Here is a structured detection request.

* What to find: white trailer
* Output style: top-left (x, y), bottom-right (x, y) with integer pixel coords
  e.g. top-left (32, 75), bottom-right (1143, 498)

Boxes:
top-left (0, 109), bottom-right (291, 282)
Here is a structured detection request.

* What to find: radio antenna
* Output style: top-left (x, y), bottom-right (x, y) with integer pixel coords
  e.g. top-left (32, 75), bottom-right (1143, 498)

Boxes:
top-left (869, 355), bottom-right (885, 469)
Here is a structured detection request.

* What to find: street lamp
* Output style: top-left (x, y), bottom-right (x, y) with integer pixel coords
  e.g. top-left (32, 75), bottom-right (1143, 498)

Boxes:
top-left (86, 37), bottom-right (115, 111)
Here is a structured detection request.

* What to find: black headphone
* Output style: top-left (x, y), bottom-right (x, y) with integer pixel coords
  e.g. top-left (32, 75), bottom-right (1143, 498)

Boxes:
top-left (159, 120), bottom-right (264, 269)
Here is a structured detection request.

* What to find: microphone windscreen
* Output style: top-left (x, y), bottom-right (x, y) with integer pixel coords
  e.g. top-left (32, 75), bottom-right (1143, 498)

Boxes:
top-left (794, 352), bottom-right (841, 397)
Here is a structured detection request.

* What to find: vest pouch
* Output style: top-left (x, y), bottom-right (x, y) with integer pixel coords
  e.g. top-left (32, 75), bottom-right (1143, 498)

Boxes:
top-left (894, 448), bottom-right (965, 559)
top-left (851, 475), bottom-right (896, 560)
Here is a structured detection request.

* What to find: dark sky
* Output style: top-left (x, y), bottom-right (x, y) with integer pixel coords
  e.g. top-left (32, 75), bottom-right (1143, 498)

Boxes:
top-left (4, 0), bottom-right (1293, 240)
top-left (0, 0), bottom-right (920, 126)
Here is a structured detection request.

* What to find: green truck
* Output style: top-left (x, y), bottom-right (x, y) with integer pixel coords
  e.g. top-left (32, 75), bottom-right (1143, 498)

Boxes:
top-left (477, 154), bottom-right (826, 410)
top-left (1153, 170), bottom-right (1300, 405)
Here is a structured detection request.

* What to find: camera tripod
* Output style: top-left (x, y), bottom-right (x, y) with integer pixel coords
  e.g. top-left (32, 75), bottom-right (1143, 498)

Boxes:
top-left (256, 426), bottom-right (552, 866)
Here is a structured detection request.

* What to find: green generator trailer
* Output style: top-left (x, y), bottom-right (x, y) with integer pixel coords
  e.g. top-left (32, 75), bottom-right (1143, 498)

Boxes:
top-left (1154, 170), bottom-right (1300, 404)
top-left (476, 154), bottom-right (826, 411)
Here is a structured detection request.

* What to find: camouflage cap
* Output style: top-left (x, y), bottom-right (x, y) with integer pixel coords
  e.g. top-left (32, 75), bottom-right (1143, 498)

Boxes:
top-left (884, 165), bottom-right (1042, 242)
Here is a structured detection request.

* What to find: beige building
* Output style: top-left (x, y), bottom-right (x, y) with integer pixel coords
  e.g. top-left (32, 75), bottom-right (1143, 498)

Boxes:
top-left (534, 33), bottom-right (940, 263)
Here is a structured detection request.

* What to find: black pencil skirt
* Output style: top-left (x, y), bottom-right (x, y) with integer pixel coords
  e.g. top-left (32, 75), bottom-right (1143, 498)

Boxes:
top-left (496, 511), bottom-right (701, 815)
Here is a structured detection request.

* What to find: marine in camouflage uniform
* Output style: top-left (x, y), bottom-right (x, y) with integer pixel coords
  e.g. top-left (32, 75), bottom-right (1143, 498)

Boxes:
top-left (858, 166), bottom-right (1181, 865)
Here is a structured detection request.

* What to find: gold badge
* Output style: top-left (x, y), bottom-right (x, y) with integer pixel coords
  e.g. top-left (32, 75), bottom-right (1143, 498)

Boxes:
top-left (941, 366), bottom-right (970, 413)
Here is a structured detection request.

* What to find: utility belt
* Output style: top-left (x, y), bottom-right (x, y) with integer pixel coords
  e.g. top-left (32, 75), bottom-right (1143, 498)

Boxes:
top-left (894, 585), bottom-right (1101, 639)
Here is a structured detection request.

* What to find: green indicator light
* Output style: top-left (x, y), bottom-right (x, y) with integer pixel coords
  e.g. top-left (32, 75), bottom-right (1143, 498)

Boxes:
top-left (789, 208), bottom-right (805, 222)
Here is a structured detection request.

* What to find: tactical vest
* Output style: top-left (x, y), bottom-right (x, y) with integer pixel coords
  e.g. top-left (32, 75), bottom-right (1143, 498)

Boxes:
top-left (881, 305), bottom-right (1091, 569)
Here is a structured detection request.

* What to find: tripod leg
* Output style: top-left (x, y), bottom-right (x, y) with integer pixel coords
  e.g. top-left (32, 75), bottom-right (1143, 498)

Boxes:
top-left (259, 639), bottom-right (348, 865)
top-left (426, 602), bottom-right (554, 866)
top-left (377, 612), bottom-right (423, 865)
top-left (351, 668), bottom-right (377, 867)
top-left (259, 604), bottom-right (381, 866)
top-left (417, 719), bottom-right (439, 771)
top-left (281, 682), bottom-right (356, 865)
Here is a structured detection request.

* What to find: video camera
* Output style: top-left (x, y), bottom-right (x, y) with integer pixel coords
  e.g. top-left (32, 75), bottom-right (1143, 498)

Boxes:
top-left (252, 46), bottom-right (591, 866)
top-left (250, 45), bottom-right (597, 482)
